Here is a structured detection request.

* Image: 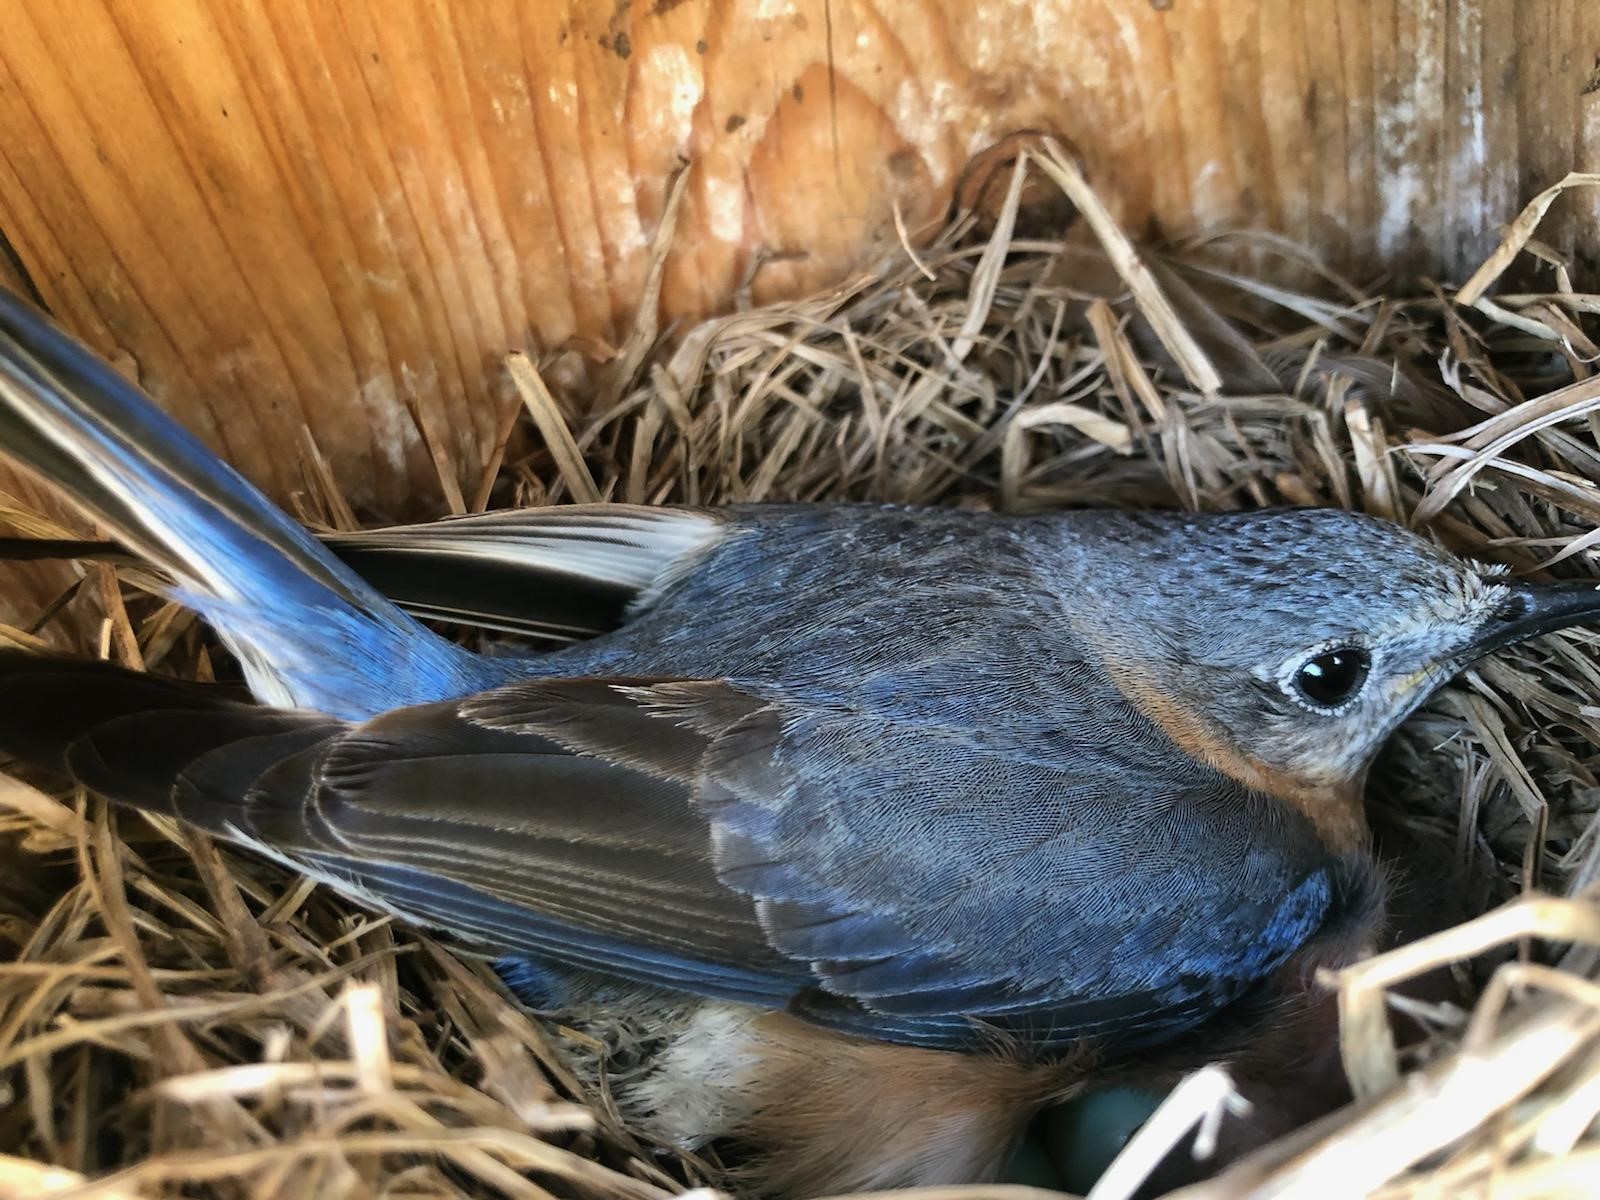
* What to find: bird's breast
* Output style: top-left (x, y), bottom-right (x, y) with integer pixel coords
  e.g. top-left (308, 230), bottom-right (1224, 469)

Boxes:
top-left (593, 998), bottom-right (1084, 1197)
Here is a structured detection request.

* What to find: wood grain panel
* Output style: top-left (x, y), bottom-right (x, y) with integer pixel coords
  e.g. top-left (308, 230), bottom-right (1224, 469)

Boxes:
top-left (0, 0), bottom-right (1592, 533)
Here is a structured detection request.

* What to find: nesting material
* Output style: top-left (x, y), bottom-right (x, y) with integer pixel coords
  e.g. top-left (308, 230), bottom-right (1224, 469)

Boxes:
top-left (1, 145), bottom-right (1600, 1200)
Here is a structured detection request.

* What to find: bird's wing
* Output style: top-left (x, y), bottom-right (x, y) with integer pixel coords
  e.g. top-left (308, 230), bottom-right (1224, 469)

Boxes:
top-left (0, 504), bottom-right (728, 642)
top-left (0, 654), bottom-right (1361, 1053)
top-left (321, 506), bottom-right (729, 640)
top-left (0, 654), bottom-right (799, 1006)
top-left (470, 676), bottom-right (1364, 1052)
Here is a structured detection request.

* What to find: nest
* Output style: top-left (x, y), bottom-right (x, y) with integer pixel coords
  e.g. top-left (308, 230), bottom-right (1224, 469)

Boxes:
top-left (2, 142), bottom-right (1599, 1200)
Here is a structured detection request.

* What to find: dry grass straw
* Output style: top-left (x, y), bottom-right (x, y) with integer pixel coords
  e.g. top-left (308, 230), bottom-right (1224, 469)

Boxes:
top-left (2, 142), bottom-right (1600, 1198)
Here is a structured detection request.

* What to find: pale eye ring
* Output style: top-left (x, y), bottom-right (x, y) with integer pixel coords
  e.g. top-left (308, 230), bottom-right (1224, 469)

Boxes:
top-left (1290, 646), bottom-right (1371, 711)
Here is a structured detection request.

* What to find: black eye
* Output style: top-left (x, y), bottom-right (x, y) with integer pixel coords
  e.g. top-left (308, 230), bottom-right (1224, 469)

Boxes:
top-left (1294, 647), bottom-right (1371, 709)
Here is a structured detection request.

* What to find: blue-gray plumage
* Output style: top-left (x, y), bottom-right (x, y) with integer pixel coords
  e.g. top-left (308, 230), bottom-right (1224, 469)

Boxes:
top-left (0, 285), bottom-right (1595, 1194)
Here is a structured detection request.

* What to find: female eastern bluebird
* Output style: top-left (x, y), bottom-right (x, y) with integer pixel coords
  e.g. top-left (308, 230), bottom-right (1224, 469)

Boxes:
top-left (0, 286), bottom-right (1594, 1195)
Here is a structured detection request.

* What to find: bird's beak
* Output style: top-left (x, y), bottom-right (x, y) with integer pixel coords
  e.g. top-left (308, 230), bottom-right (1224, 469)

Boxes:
top-left (1461, 579), bottom-right (1600, 663)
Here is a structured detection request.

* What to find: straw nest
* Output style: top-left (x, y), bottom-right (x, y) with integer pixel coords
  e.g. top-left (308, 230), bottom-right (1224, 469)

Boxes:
top-left (1, 142), bottom-right (1599, 1200)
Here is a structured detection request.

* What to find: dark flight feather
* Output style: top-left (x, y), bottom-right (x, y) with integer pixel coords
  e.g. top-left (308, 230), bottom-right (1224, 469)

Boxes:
top-left (319, 506), bottom-right (726, 640)
top-left (0, 504), bottom-right (725, 644)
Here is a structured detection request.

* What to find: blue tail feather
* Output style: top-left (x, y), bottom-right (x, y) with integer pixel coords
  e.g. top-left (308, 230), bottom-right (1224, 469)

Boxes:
top-left (0, 287), bottom-right (498, 718)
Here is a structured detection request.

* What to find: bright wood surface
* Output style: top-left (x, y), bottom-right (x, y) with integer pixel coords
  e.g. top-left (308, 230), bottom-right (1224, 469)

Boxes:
top-left (0, 1), bottom-right (1593, 539)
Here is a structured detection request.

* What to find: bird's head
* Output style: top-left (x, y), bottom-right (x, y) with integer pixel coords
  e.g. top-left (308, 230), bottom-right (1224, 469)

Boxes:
top-left (1063, 508), bottom-right (1600, 846)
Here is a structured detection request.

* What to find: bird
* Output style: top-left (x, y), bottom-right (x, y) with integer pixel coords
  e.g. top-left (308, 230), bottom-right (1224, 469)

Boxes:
top-left (0, 285), bottom-right (1596, 1195)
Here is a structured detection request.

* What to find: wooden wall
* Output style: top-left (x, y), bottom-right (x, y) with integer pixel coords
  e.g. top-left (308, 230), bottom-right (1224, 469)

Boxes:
top-left (0, 0), bottom-right (1594, 522)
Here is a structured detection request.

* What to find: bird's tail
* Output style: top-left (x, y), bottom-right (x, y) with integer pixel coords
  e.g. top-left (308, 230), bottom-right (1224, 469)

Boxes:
top-left (0, 288), bottom-right (487, 718)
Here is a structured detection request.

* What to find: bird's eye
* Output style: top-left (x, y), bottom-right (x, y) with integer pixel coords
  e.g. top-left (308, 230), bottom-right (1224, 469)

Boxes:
top-left (1293, 647), bottom-right (1370, 710)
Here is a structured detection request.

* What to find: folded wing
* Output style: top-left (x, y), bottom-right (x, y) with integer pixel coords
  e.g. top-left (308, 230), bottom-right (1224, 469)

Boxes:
top-left (0, 653), bottom-right (1357, 1055)
top-left (322, 505), bottom-right (727, 640)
